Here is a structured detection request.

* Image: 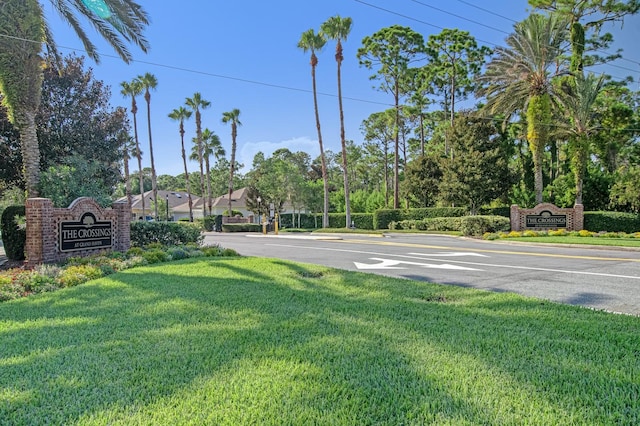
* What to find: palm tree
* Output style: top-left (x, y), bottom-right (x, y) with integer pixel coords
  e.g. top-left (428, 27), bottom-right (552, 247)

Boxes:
top-left (0, 0), bottom-right (149, 198)
top-left (168, 106), bottom-right (194, 221)
top-left (321, 15), bottom-right (353, 228)
top-left (201, 128), bottom-right (225, 215)
top-left (119, 131), bottom-right (136, 209)
top-left (120, 79), bottom-right (146, 218)
top-left (479, 14), bottom-right (568, 204)
top-left (559, 73), bottom-right (605, 205)
top-left (136, 72), bottom-right (159, 219)
top-left (185, 93), bottom-right (211, 216)
top-left (221, 109), bottom-right (242, 217)
top-left (298, 29), bottom-right (329, 228)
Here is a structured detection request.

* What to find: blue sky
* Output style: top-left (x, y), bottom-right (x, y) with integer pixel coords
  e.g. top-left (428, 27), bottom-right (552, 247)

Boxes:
top-left (44, 0), bottom-right (640, 177)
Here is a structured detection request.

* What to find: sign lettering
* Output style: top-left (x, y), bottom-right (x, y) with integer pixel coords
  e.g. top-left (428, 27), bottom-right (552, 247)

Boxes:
top-left (525, 210), bottom-right (567, 229)
top-left (59, 212), bottom-right (113, 252)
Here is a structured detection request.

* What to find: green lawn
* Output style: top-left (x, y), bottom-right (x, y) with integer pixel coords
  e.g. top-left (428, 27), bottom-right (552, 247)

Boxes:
top-left (504, 236), bottom-right (640, 247)
top-left (1, 257), bottom-right (638, 425)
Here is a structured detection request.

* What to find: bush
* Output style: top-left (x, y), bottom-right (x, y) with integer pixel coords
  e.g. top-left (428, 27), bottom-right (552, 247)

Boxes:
top-left (130, 221), bottom-right (203, 247)
top-left (460, 215), bottom-right (511, 236)
top-left (221, 223), bottom-right (261, 232)
top-left (1, 205), bottom-right (26, 261)
top-left (58, 265), bottom-right (103, 287)
top-left (584, 211), bottom-right (640, 233)
top-left (141, 248), bottom-right (169, 264)
top-left (374, 209), bottom-right (403, 230)
top-left (167, 246), bottom-right (189, 260)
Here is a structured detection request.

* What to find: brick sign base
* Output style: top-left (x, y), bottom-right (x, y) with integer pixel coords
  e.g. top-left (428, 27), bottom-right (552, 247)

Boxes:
top-left (510, 203), bottom-right (583, 232)
top-left (26, 197), bottom-right (130, 266)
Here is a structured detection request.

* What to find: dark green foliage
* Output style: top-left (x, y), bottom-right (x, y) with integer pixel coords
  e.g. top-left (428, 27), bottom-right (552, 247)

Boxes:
top-left (350, 213), bottom-right (374, 230)
top-left (166, 246), bottom-right (189, 260)
top-left (439, 116), bottom-right (514, 214)
top-left (460, 215), bottom-right (511, 236)
top-left (374, 209), bottom-right (403, 230)
top-left (584, 211), bottom-right (640, 233)
top-left (130, 222), bottom-right (203, 247)
top-left (390, 217), bottom-right (463, 232)
top-left (203, 216), bottom-right (216, 232)
top-left (221, 223), bottom-right (262, 233)
top-left (279, 213), bottom-right (317, 229)
top-left (479, 206), bottom-right (511, 217)
top-left (375, 208), bottom-right (467, 230)
top-left (141, 249), bottom-right (169, 264)
top-left (0, 205), bottom-right (25, 260)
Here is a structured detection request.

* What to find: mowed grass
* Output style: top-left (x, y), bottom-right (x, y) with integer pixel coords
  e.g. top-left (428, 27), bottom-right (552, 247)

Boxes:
top-left (504, 236), bottom-right (640, 248)
top-left (1, 257), bottom-right (638, 425)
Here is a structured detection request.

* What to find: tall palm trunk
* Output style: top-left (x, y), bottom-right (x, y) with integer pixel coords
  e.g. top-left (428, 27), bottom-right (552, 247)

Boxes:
top-left (179, 121), bottom-right (194, 221)
top-left (195, 110), bottom-right (206, 216)
top-left (311, 54), bottom-right (330, 228)
top-left (336, 41), bottom-right (351, 228)
top-left (393, 82), bottom-right (400, 209)
top-left (144, 91), bottom-right (158, 219)
top-left (205, 153), bottom-right (212, 215)
top-left (526, 94), bottom-right (551, 204)
top-left (15, 110), bottom-right (40, 197)
top-left (123, 140), bottom-right (132, 208)
top-left (0, 0), bottom-right (44, 198)
top-left (572, 135), bottom-right (589, 205)
top-left (131, 101), bottom-right (145, 218)
top-left (227, 125), bottom-right (237, 216)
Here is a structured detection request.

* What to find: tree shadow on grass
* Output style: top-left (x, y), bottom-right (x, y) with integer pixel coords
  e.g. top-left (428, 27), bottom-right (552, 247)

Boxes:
top-left (0, 257), bottom-right (638, 424)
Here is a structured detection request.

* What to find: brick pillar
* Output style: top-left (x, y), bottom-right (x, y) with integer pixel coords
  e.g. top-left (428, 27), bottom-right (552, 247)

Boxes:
top-left (112, 201), bottom-right (131, 252)
top-left (25, 198), bottom-right (55, 266)
top-left (574, 204), bottom-right (584, 231)
top-left (510, 205), bottom-right (520, 231)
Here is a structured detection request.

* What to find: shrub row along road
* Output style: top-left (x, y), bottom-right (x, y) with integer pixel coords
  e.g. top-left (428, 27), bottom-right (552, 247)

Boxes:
top-left (204, 232), bottom-right (640, 316)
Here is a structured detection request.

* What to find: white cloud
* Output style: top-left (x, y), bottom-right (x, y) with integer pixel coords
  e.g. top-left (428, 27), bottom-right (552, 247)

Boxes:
top-left (238, 136), bottom-right (319, 172)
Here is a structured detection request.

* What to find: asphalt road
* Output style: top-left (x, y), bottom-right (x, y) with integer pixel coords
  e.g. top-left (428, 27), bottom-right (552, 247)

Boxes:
top-left (203, 232), bottom-right (640, 316)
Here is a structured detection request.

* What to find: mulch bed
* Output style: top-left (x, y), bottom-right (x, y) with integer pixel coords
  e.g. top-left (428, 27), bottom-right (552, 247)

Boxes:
top-left (0, 259), bottom-right (26, 271)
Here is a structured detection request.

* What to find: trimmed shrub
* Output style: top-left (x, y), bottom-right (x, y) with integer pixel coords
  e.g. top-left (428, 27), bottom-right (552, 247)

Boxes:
top-left (479, 206), bottom-right (511, 218)
top-left (374, 209), bottom-right (403, 230)
top-left (351, 213), bottom-right (374, 230)
top-left (584, 211), bottom-right (640, 233)
top-left (167, 246), bottom-right (189, 260)
top-left (130, 221), bottom-right (203, 247)
top-left (460, 215), bottom-right (511, 236)
top-left (141, 248), bottom-right (169, 264)
top-left (203, 216), bottom-right (216, 231)
top-left (221, 223), bottom-right (261, 232)
top-left (1, 205), bottom-right (26, 261)
top-left (58, 265), bottom-right (103, 287)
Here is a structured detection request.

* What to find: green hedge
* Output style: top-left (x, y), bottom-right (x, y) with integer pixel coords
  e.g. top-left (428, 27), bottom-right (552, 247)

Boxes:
top-left (221, 223), bottom-right (262, 233)
top-left (390, 215), bottom-right (510, 236)
top-left (279, 213), bottom-right (375, 230)
top-left (479, 206), bottom-right (511, 218)
top-left (375, 207), bottom-right (467, 230)
top-left (0, 205), bottom-right (26, 261)
top-left (130, 221), bottom-right (203, 247)
top-left (584, 211), bottom-right (640, 233)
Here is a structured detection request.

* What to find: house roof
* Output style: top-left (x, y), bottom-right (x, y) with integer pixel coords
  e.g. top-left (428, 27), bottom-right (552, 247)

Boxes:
top-left (117, 190), bottom-right (200, 211)
top-left (173, 187), bottom-right (249, 213)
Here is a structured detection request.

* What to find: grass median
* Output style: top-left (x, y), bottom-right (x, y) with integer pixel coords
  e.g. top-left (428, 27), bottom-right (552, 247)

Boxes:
top-left (1, 256), bottom-right (638, 425)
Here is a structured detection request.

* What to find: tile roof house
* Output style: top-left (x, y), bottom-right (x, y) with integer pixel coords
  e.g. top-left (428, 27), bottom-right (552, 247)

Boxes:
top-left (117, 190), bottom-right (200, 221)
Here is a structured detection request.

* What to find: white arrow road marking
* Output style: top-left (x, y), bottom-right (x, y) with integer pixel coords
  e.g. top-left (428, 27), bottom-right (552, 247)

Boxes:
top-left (409, 252), bottom-right (488, 257)
top-left (353, 258), bottom-right (407, 270)
top-left (354, 257), bottom-right (482, 271)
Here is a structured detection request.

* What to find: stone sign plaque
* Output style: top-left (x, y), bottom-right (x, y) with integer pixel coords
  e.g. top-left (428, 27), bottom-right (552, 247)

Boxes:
top-left (59, 212), bottom-right (113, 252)
top-left (525, 210), bottom-right (567, 229)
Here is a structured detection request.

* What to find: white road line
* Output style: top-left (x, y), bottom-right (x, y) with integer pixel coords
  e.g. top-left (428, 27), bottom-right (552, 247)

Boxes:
top-left (266, 243), bottom-right (640, 280)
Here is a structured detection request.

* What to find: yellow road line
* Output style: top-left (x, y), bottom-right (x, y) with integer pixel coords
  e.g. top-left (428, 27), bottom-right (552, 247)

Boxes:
top-left (330, 239), bottom-right (640, 262)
